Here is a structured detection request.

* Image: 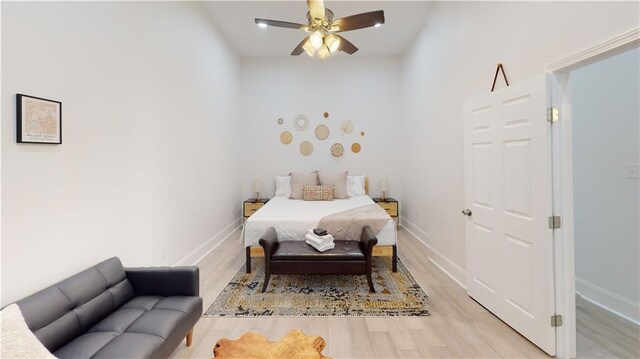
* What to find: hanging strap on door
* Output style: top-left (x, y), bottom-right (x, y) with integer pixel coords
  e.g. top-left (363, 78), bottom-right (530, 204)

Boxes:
top-left (491, 63), bottom-right (510, 92)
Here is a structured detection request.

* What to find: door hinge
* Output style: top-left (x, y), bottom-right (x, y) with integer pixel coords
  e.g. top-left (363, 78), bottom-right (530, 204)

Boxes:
top-left (548, 216), bottom-right (562, 229)
top-left (547, 107), bottom-right (559, 123)
top-left (551, 314), bottom-right (563, 327)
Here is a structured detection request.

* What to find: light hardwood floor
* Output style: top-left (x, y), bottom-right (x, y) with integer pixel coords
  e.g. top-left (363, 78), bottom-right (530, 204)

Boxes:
top-left (171, 228), bottom-right (551, 358)
top-left (576, 295), bottom-right (640, 358)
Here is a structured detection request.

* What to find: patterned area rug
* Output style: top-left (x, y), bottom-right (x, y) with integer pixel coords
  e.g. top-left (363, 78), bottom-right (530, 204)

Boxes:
top-left (204, 256), bottom-right (430, 317)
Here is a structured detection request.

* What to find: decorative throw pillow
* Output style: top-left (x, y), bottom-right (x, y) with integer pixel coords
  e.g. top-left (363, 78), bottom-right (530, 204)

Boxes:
top-left (0, 304), bottom-right (57, 359)
top-left (318, 171), bottom-right (348, 199)
top-left (274, 176), bottom-right (291, 197)
top-left (347, 175), bottom-right (367, 196)
top-left (290, 171), bottom-right (319, 199)
top-left (303, 185), bottom-right (334, 201)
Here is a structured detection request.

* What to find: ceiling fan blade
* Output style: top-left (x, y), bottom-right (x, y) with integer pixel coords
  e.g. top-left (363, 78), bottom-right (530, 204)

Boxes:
top-left (336, 35), bottom-right (358, 55)
top-left (333, 10), bottom-right (385, 32)
top-left (255, 18), bottom-right (306, 30)
top-left (291, 36), bottom-right (309, 56)
top-left (307, 0), bottom-right (326, 20)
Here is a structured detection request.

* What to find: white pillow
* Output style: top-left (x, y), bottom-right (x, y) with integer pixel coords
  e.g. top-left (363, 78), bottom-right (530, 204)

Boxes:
top-left (346, 175), bottom-right (366, 196)
top-left (0, 304), bottom-right (57, 358)
top-left (274, 176), bottom-right (291, 197)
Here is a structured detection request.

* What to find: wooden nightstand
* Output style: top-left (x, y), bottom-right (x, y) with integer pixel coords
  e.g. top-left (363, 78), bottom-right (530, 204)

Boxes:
top-left (243, 198), bottom-right (269, 222)
top-left (373, 197), bottom-right (399, 228)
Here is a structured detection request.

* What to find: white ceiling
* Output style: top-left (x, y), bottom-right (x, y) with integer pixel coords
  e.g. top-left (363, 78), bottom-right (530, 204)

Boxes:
top-left (201, 1), bottom-right (431, 57)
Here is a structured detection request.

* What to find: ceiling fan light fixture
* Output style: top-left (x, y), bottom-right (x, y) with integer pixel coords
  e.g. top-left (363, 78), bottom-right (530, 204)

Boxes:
top-left (310, 30), bottom-right (324, 50)
top-left (325, 34), bottom-right (340, 53)
top-left (303, 39), bottom-right (315, 57)
top-left (258, 1), bottom-right (380, 58)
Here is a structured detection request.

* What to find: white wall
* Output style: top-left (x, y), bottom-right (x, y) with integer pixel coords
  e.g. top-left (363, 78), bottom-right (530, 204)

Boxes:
top-left (239, 56), bottom-right (402, 200)
top-left (572, 48), bottom-right (640, 323)
top-left (401, 1), bottom-right (640, 283)
top-left (1, 2), bottom-right (242, 305)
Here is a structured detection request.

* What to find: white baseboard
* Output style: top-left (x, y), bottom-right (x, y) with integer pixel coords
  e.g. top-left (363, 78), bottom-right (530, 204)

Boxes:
top-left (402, 218), bottom-right (467, 289)
top-left (174, 218), bottom-right (241, 266)
top-left (575, 277), bottom-right (640, 326)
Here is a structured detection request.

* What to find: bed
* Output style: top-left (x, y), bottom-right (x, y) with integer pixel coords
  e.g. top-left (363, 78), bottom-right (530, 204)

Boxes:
top-left (243, 194), bottom-right (398, 272)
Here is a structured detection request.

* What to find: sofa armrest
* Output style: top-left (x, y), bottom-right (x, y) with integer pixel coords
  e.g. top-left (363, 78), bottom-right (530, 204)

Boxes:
top-left (258, 227), bottom-right (279, 259)
top-left (360, 226), bottom-right (378, 258)
top-left (125, 266), bottom-right (199, 297)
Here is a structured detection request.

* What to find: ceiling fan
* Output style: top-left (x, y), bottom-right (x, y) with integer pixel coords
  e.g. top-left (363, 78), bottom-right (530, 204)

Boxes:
top-left (255, 0), bottom-right (385, 59)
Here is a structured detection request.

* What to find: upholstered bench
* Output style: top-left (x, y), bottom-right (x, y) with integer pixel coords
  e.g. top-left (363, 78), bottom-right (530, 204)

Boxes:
top-left (258, 226), bottom-right (378, 293)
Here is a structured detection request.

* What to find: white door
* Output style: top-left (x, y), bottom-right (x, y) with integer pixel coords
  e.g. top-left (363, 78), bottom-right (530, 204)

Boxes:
top-left (463, 75), bottom-right (556, 355)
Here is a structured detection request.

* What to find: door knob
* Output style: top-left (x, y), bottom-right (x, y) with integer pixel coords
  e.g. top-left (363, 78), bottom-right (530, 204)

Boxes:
top-left (462, 209), bottom-right (472, 216)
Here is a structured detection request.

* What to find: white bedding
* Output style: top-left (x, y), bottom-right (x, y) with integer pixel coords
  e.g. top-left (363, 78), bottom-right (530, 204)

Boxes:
top-left (243, 195), bottom-right (397, 247)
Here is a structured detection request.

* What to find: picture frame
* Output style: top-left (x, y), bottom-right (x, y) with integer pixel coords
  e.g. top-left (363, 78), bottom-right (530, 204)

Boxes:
top-left (16, 94), bottom-right (62, 144)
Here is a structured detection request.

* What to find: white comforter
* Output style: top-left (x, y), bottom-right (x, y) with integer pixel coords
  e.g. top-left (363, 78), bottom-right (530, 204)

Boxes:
top-left (243, 195), bottom-right (397, 246)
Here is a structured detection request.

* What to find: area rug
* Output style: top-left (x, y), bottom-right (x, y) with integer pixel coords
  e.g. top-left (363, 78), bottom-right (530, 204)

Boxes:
top-left (204, 256), bottom-right (430, 317)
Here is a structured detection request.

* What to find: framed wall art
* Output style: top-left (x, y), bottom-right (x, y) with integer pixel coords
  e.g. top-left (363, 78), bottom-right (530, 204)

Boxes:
top-left (16, 94), bottom-right (62, 144)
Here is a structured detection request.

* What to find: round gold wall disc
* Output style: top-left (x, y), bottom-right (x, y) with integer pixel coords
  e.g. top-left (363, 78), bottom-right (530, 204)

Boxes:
top-left (280, 131), bottom-right (292, 144)
top-left (331, 143), bottom-right (344, 157)
top-left (351, 143), bottom-right (361, 153)
top-left (300, 141), bottom-right (313, 156)
top-left (315, 125), bottom-right (329, 140)
top-left (340, 120), bottom-right (353, 134)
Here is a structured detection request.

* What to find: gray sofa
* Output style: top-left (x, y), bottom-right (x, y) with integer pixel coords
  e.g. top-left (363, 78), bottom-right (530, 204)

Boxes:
top-left (14, 257), bottom-right (202, 359)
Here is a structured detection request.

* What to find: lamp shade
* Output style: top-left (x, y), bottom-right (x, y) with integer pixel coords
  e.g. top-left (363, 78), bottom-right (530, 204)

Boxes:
top-left (380, 178), bottom-right (389, 193)
top-left (325, 34), bottom-right (340, 53)
top-left (253, 179), bottom-right (262, 193)
top-left (303, 40), bottom-right (315, 57)
top-left (310, 30), bottom-right (323, 50)
top-left (318, 44), bottom-right (330, 59)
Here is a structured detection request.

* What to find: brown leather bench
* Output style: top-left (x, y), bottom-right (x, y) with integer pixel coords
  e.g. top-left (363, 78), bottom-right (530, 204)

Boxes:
top-left (258, 226), bottom-right (378, 293)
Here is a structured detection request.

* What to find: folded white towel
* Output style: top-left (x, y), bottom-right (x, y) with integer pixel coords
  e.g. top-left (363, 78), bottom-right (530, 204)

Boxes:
top-left (306, 239), bottom-right (335, 252)
top-left (305, 233), bottom-right (334, 246)
top-left (307, 229), bottom-right (333, 241)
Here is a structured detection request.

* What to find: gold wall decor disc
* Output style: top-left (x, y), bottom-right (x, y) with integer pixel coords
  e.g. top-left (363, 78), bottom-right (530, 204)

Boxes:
top-left (315, 125), bottom-right (329, 140)
top-left (280, 131), bottom-right (292, 144)
top-left (360, 131), bottom-right (365, 136)
top-left (323, 112), bottom-right (329, 118)
top-left (300, 141), bottom-right (313, 156)
top-left (340, 120), bottom-right (353, 134)
top-left (294, 114), bottom-right (309, 131)
top-left (277, 118), bottom-right (284, 125)
top-left (331, 143), bottom-right (344, 157)
top-left (351, 143), bottom-right (361, 153)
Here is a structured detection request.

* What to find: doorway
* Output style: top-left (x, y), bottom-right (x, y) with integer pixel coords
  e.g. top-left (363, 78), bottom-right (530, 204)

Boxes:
top-left (548, 29), bottom-right (640, 358)
top-left (571, 48), bottom-right (640, 358)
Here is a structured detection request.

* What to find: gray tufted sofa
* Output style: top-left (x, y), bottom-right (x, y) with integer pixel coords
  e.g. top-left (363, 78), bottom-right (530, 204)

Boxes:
top-left (14, 257), bottom-right (202, 359)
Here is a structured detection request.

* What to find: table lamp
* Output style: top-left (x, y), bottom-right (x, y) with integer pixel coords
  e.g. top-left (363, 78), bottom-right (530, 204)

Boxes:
top-left (254, 179), bottom-right (262, 201)
top-left (380, 178), bottom-right (389, 200)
